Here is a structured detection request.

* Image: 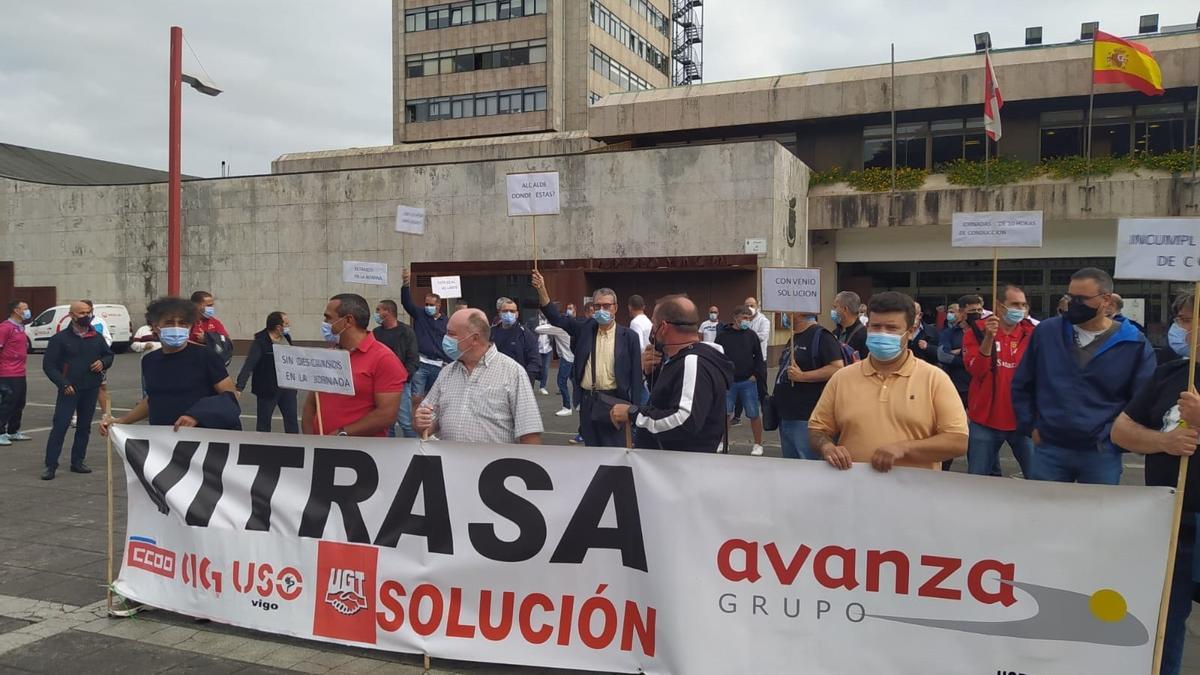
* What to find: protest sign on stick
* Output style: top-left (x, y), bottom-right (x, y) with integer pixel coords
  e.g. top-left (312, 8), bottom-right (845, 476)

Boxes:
top-left (952, 211), bottom-right (1044, 312)
top-left (506, 172), bottom-right (560, 271)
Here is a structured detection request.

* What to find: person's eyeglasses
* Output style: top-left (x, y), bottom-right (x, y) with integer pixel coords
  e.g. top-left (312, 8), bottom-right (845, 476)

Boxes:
top-left (592, 302), bottom-right (616, 311)
top-left (1067, 293), bottom-right (1106, 303)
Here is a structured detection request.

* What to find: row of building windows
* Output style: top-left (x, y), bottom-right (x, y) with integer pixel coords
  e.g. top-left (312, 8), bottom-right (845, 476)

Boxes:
top-left (404, 0), bottom-right (547, 33)
top-left (616, 0), bottom-right (670, 36)
top-left (405, 39), bottom-right (546, 78)
top-left (590, 47), bottom-right (652, 93)
top-left (590, 1), bottom-right (669, 77)
top-left (405, 86), bottom-right (547, 123)
top-left (861, 103), bottom-right (1197, 171)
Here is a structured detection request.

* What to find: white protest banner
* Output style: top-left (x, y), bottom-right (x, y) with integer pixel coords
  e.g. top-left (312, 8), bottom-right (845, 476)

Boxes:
top-left (343, 261), bottom-right (388, 286)
top-left (273, 345), bottom-right (355, 396)
top-left (1115, 218), bottom-right (1200, 281)
top-left (431, 275), bottom-right (462, 299)
top-left (760, 267), bottom-right (821, 314)
top-left (951, 211), bottom-right (1044, 248)
top-left (395, 205), bottom-right (426, 235)
top-left (506, 172), bottom-right (560, 216)
top-left (112, 426), bottom-right (1172, 675)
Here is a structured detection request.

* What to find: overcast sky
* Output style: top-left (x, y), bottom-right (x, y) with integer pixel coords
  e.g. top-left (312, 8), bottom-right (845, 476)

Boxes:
top-left (1, 1), bottom-right (1194, 177)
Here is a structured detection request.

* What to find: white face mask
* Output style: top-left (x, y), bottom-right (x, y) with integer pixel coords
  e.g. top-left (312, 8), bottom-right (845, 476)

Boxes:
top-left (747, 307), bottom-right (757, 317)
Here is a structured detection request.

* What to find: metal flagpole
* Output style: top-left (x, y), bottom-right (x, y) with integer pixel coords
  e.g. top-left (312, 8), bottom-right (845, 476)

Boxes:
top-left (984, 47), bottom-right (991, 186)
top-left (105, 399), bottom-right (114, 612)
top-left (1151, 285), bottom-right (1200, 673)
top-left (890, 43), bottom-right (897, 194)
top-left (1085, 31), bottom-right (1097, 188)
top-left (1192, 77), bottom-right (1200, 179)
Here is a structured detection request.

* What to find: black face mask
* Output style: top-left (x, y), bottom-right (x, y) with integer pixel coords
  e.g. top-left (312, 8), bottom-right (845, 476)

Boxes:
top-left (966, 311), bottom-right (983, 324)
top-left (1065, 297), bottom-right (1100, 325)
top-left (652, 324), bottom-right (666, 354)
top-left (75, 315), bottom-right (93, 329)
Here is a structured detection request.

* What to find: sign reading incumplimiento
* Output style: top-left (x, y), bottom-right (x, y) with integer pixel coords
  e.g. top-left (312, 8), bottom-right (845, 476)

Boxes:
top-left (506, 172), bottom-right (560, 216)
top-left (952, 211), bottom-right (1044, 248)
top-left (761, 267), bottom-right (821, 314)
top-left (273, 345), bottom-right (355, 396)
top-left (1115, 218), bottom-right (1200, 281)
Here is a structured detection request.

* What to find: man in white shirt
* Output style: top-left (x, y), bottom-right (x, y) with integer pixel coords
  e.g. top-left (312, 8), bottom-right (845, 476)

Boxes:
top-left (700, 305), bottom-right (720, 342)
top-left (628, 295), bottom-right (652, 351)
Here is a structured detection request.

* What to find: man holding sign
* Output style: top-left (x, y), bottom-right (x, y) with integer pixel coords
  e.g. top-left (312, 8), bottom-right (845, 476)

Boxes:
top-left (302, 294), bottom-right (406, 437)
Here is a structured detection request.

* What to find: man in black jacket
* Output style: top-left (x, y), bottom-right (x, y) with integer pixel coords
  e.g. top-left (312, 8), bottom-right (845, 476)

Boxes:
top-left (908, 301), bottom-right (940, 366)
top-left (611, 295), bottom-right (733, 452)
top-left (373, 300), bottom-right (420, 438)
top-left (492, 296), bottom-right (540, 383)
top-left (532, 271), bottom-right (642, 448)
top-left (41, 300), bottom-right (114, 479)
top-left (715, 305), bottom-right (767, 455)
top-left (236, 311), bottom-right (298, 433)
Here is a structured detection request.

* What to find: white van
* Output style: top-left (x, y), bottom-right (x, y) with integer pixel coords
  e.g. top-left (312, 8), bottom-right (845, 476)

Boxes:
top-left (27, 303), bottom-right (133, 353)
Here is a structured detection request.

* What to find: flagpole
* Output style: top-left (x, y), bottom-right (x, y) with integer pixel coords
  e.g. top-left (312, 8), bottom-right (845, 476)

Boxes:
top-left (1085, 31), bottom-right (1097, 189)
top-left (890, 42), bottom-right (897, 194)
top-left (1192, 79), bottom-right (1200, 179)
top-left (984, 48), bottom-right (991, 187)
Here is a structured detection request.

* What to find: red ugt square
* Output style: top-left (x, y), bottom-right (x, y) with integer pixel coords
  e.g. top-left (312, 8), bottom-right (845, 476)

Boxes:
top-left (312, 541), bottom-right (379, 644)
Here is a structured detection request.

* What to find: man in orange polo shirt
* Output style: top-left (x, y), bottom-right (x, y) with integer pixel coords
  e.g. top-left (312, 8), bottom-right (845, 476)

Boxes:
top-left (302, 293), bottom-right (407, 437)
top-left (808, 291), bottom-right (968, 472)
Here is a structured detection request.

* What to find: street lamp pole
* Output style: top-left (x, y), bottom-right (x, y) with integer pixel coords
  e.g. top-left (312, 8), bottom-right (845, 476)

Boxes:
top-left (168, 25), bottom-right (183, 296)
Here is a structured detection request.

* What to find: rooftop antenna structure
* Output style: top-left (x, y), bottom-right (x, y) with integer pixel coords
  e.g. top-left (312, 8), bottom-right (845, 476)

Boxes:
top-left (672, 0), bottom-right (703, 85)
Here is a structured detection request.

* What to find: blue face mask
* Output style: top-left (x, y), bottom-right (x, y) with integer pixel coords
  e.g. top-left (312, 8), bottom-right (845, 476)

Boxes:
top-left (282, 326), bottom-right (291, 336)
top-left (425, 305), bottom-right (437, 317)
top-left (373, 313), bottom-right (383, 325)
top-left (738, 320), bottom-right (751, 330)
top-left (1168, 322), bottom-right (1191, 357)
top-left (830, 309), bottom-right (841, 324)
top-left (866, 331), bottom-right (905, 361)
top-left (320, 320), bottom-right (339, 344)
top-left (566, 309), bottom-right (576, 318)
top-left (203, 306), bottom-right (215, 319)
top-left (500, 311), bottom-right (517, 326)
top-left (946, 312), bottom-right (957, 324)
top-left (159, 326), bottom-right (189, 348)
top-left (20, 309), bottom-right (31, 321)
top-left (442, 334), bottom-right (464, 361)
top-left (595, 309), bottom-right (613, 325)
top-left (1004, 307), bottom-right (1026, 325)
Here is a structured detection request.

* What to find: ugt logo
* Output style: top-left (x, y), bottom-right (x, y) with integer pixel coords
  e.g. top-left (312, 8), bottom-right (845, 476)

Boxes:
top-left (312, 542), bottom-right (378, 644)
top-left (325, 568), bottom-right (367, 616)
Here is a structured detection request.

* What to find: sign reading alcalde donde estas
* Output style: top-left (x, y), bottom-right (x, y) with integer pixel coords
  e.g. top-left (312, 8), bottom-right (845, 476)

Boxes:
top-left (111, 426), bottom-right (1172, 674)
top-left (506, 172), bottom-right (560, 216)
top-left (1115, 217), bottom-right (1200, 281)
top-left (951, 211), bottom-right (1044, 248)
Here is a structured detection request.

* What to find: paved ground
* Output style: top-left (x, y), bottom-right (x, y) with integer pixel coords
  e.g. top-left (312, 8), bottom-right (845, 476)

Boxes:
top-left (0, 351), bottom-right (1196, 673)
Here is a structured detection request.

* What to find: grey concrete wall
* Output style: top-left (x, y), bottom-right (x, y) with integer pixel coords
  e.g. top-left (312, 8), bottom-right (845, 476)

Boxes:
top-left (2, 141), bottom-right (806, 342)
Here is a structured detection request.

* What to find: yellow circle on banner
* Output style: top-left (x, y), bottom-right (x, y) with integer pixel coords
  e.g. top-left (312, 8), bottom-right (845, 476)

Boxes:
top-left (1089, 589), bottom-right (1128, 623)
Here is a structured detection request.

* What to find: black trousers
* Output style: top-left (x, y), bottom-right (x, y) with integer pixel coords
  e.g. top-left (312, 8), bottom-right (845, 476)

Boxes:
top-left (578, 390), bottom-right (628, 448)
top-left (256, 390), bottom-right (299, 434)
top-left (0, 376), bottom-right (27, 434)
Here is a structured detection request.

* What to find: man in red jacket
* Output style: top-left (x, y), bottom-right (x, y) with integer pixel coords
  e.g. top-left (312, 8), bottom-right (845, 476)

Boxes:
top-left (962, 283), bottom-right (1036, 477)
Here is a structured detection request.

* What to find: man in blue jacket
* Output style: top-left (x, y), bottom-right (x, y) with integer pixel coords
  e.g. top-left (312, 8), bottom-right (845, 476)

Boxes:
top-left (492, 296), bottom-right (540, 383)
top-left (401, 268), bottom-right (450, 405)
top-left (41, 300), bottom-right (114, 480)
top-left (1012, 267), bottom-right (1156, 484)
top-left (532, 271), bottom-right (642, 448)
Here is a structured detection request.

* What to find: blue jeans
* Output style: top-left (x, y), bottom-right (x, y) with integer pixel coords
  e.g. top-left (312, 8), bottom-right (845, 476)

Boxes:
top-left (395, 381), bottom-right (416, 438)
top-left (44, 386), bottom-right (99, 469)
top-left (1027, 442), bottom-right (1122, 485)
top-left (556, 359), bottom-right (573, 409)
top-left (537, 352), bottom-right (553, 389)
top-left (779, 419), bottom-right (816, 459)
top-left (966, 421), bottom-right (1033, 477)
top-left (1161, 515), bottom-right (1196, 675)
top-left (725, 380), bottom-right (760, 418)
top-left (411, 362), bottom-right (443, 396)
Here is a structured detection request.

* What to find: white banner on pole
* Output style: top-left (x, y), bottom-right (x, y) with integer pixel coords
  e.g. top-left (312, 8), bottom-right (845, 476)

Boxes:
top-left (395, 205), bottom-right (426, 235)
top-left (506, 172), bottom-right (560, 216)
top-left (951, 211), bottom-right (1044, 248)
top-left (431, 275), bottom-right (462, 299)
top-left (1115, 218), bottom-right (1200, 281)
top-left (112, 426), bottom-right (1172, 675)
top-left (342, 261), bottom-right (388, 286)
top-left (273, 345), bottom-right (355, 395)
top-left (760, 267), bottom-right (821, 313)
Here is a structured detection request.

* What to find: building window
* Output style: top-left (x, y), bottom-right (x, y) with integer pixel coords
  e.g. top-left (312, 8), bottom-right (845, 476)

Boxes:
top-left (590, 47), bottom-right (652, 92)
top-left (1090, 106), bottom-right (1132, 157)
top-left (405, 0), bottom-right (547, 33)
top-left (590, 1), bottom-right (670, 77)
top-left (1135, 103), bottom-right (1189, 154)
top-left (1039, 110), bottom-right (1085, 160)
top-left (405, 86), bottom-right (548, 124)
top-left (405, 39), bottom-right (547, 78)
top-left (862, 123), bottom-right (927, 170)
top-left (617, 0), bottom-right (669, 36)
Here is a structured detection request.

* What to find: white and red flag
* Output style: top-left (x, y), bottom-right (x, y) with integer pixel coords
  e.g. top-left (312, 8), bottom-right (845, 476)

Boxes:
top-left (984, 50), bottom-right (1003, 141)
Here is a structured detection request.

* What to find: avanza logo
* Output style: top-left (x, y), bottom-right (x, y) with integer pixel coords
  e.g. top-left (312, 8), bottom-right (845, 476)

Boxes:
top-left (326, 569), bottom-right (367, 615)
top-left (312, 541), bottom-right (378, 644)
top-left (127, 536), bottom-right (176, 579)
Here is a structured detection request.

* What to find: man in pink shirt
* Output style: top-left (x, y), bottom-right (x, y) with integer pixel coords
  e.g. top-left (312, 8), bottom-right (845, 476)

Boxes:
top-left (0, 300), bottom-right (33, 446)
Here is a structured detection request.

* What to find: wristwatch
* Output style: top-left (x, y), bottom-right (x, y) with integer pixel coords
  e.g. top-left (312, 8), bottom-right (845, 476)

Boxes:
top-left (336, 428), bottom-right (349, 437)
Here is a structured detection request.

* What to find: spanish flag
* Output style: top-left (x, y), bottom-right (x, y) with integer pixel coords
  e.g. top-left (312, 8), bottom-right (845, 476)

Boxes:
top-left (1093, 30), bottom-right (1164, 96)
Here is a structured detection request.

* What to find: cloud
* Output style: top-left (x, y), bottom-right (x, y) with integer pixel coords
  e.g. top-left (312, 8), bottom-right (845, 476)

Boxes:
top-left (2, 1), bottom-right (1194, 177)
